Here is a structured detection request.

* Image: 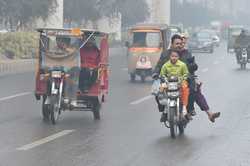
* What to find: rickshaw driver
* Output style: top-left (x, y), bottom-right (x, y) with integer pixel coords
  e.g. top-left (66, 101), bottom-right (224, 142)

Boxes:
top-left (56, 37), bottom-right (76, 55)
top-left (78, 36), bottom-right (100, 93)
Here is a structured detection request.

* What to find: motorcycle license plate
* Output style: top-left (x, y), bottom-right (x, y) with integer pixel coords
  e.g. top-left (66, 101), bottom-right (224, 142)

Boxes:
top-left (169, 100), bottom-right (176, 107)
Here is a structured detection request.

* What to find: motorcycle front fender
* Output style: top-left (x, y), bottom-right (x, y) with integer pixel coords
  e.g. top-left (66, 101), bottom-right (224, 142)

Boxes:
top-left (169, 100), bottom-right (177, 107)
top-left (45, 96), bottom-right (51, 105)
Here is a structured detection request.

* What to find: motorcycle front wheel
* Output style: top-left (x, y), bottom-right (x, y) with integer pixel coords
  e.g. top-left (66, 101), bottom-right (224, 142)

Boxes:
top-left (169, 107), bottom-right (177, 138)
top-left (50, 95), bottom-right (61, 125)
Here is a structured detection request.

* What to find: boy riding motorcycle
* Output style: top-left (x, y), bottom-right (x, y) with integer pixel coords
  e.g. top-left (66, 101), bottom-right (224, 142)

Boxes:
top-left (159, 49), bottom-right (189, 122)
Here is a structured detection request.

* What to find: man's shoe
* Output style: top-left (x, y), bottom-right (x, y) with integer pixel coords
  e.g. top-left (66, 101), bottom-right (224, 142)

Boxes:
top-left (160, 113), bottom-right (168, 123)
top-left (185, 113), bottom-right (193, 121)
top-left (208, 112), bottom-right (221, 123)
top-left (191, 110), bottom-right (197, 116)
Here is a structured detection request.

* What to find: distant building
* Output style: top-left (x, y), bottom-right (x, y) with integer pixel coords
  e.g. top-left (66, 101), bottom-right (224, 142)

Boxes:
top-left (147, 0), bottom-right (171, 24)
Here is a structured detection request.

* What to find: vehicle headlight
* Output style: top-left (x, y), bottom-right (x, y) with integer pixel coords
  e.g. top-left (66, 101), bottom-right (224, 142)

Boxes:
top-left (51, 71), bottom-right (62, 78)
top-left (140, 56), bottom-right (147, 63)
top-left (203, 42), bottom-right (211, 46)
top-left (168, 82), bottom-right (178, 91)
top-left (168, 91), bottom-right (180, 98)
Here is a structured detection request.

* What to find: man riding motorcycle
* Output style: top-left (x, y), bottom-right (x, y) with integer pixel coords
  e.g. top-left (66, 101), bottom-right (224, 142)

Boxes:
top-left (234, 29), bottom-right (250, 63)
top-left (153, 34), bottom-right (220, 123)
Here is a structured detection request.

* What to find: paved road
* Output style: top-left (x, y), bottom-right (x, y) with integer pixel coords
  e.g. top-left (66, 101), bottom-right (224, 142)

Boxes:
top-left (0, 43), bottom-right (250, 166)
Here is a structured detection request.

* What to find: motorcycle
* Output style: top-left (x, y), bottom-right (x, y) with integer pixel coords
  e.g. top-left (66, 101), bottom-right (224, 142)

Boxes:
top-left (152, 76), bottom-right (187, 138)
top-left (43, 67), bottom-right (67, 124)
top-left (235, 46), bottom-right (250, 70)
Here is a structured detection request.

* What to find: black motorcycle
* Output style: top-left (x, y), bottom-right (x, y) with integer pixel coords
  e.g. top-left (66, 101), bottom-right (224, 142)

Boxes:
top-left (235, 46), bottom-right (250, 70)
top-left (153, 76), bottom-right (186, 138)
top-left (43, 67), bottom-right (66, 124)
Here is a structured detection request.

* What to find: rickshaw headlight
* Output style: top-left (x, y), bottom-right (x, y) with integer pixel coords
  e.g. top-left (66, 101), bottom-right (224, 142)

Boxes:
top-left (140, 56), bottom-right (147, 63)
top-left (51, 71), bottom-right (62, 78)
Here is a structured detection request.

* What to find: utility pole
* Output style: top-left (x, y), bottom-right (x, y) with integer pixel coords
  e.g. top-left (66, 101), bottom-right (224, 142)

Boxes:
top-left (46, 0), bottom-right (64, 28)
top-left (151, 0), bottom-right (171, 24)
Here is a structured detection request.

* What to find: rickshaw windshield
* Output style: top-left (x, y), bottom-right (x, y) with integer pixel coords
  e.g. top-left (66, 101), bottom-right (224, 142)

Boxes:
top-left (48, 36), bottom-right (80, 54)
top-left (40, 34), bottom-right (81, 70)
top-left (132, 32), bottom-right (161, 48)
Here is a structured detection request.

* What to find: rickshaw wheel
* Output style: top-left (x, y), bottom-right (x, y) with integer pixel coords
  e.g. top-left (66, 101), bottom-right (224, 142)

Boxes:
top-left (141, 75), bottom-right (146, 83)
top-left (130, 73), bottom-right (136, 82)
top-left (93, 101), bottom-right (101, 120)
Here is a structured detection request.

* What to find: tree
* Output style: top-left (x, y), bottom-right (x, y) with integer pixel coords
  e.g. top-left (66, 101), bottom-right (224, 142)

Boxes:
top-left (64, 0), bottom-right (149, 28)
top-left (0, 0), bottom-right (57, 30)
top-left (64, 0), bottom-right (100, 24)
top-left (107, 0), bottom-right (150, 27)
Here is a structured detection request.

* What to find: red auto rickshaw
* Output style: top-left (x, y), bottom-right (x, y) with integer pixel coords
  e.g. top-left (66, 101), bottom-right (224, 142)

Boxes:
top-left (35, 28), bottom-right (109, 124)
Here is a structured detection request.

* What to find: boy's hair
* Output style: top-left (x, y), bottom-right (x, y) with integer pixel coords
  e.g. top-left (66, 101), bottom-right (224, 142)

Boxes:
top-left (169, 49), bottom-right (180, 56)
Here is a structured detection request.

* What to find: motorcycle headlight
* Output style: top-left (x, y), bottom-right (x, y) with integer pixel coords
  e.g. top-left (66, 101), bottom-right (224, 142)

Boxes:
top-left (168, 82), bottom-right (178, 91)
top-left (168, 91), bottom-right (180, 98)
top-left (51, 71), bottom-right (62, 78)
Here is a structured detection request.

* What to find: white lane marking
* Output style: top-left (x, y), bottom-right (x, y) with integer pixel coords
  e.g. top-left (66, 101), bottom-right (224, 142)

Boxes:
top-left (213, 61), bottom-right (220, 65)
top-left (17, 130), bottom-right (75, 151)
top-left (0, 92), bottom-right (32, 102)
top-left (130, 95), bottom-right (154, 105)
top-left (201, 68), bottom-right (209, 73)
top-left (122, 68), bottom-right (128, 71)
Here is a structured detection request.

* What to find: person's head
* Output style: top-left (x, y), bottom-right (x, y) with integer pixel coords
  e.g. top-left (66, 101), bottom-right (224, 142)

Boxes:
top-left (85, 36), bottom-right (97, 48)
top-left (171, 34), bottom-right (183, 50)
top-left (56, 37), bottom-right (70, 50)
top-left (180, 33), bottom-right (188, 49)
top-left (169, 49), bottom-right (180, 64)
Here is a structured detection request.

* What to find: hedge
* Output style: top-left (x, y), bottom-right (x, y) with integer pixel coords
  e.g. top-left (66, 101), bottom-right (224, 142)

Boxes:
top-left (0, 32), bottom-right (39, 59)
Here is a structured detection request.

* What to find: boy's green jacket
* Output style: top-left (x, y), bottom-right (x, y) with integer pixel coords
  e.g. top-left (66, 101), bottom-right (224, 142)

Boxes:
top-left (160, 60), bottom-right (189, 81)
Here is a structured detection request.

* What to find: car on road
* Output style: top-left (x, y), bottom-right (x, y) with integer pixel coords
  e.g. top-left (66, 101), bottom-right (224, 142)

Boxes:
top-left (188, 31), bottom-right (214, 53)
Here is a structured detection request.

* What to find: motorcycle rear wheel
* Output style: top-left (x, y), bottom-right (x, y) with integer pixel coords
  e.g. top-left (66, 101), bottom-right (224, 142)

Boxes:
top-left (240, 63), bottom-right (246, 70)
top-left (178, 124), bottom-right (184, 135)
